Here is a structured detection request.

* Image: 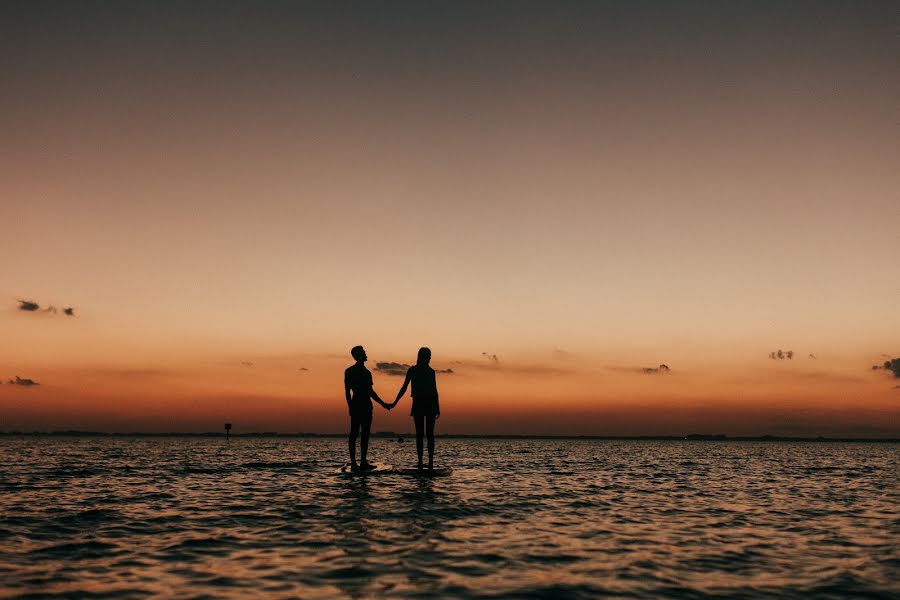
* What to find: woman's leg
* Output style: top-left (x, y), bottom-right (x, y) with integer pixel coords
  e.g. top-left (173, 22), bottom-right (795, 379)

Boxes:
top-left (426, 415), bottom-right (436, 468)
top-left (414, 415), bottom-right (425, 467)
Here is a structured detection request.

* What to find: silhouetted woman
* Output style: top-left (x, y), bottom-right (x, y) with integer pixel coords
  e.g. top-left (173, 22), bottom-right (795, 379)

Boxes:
top-left (392, 347), bottom-right (440, 470)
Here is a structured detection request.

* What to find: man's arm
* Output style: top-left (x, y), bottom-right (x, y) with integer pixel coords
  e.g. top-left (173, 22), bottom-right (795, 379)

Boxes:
top-left (366, 369), bottom-right (390, 409)
top-left (371, 389), bottom-right (390, 409)
top-left (344, 372), bottom-right (352, 407)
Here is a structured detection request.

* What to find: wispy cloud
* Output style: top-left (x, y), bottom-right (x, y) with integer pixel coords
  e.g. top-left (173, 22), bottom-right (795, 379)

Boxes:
top-left (778, 371), bottom-right (864, 383)
top-left (606, 364), bottom-right (672, 375)
top-left (552, 347), bottom-right (574, 360)
top-left (451, 357), bottom-right (569, 376)
top-left (5, 376), bottom-right (39, 386)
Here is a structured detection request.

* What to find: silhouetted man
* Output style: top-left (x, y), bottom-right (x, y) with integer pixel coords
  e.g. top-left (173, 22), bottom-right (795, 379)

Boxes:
top-left (344, 345), bottom-right (391, 470)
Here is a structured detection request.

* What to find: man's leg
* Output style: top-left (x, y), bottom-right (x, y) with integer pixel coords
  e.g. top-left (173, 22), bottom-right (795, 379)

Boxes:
top-left (349, 414), bottom-right (359, 466)
top-left (359, 414), bottom-right (372, 466)
top-left (414, 415), bottom-right (425, 468)
top-left (426, 415), bottom-right (436, 468)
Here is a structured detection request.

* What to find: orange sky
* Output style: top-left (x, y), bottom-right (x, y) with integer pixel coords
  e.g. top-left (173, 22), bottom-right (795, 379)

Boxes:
top-left (1, 2), bottom-right (898, 435)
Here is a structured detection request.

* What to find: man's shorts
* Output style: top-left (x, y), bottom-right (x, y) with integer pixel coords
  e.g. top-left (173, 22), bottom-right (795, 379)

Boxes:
top-left (349, 401), bottom-right (373, 423)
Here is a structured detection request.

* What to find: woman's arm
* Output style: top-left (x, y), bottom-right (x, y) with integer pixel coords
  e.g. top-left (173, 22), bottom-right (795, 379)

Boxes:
top-left (434, 387), bottom-right (440, 418)
top-left (393, 370), bottom-right (411, 407)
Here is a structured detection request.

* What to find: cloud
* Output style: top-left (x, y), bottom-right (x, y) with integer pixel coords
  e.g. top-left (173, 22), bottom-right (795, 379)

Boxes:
top-left (375, 362), bottom-right (411, 376)
top-left (808, 353), bottom-right (817, 359)
top-left (298, 367), bottom-right (308, 372)
top-left (16, 299), bottom-right (39, 311)
top-left (374, 362), bottom-right (453, 376)
top-left (6, 376), bottom-right (39, 386)
top-left (872, 358), bottom-right (900, 378)
top-left (15, 299), bottom-right (76, 316)
top-left (240, 361), bottom-right (254, 367)
top-left (482, 352), bottom-right (500, 364)
top-left (769, 350), bottom-right (794, 360)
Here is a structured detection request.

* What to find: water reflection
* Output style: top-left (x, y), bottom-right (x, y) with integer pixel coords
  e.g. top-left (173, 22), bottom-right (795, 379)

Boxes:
top-left (0, 438), bottom-right (897, 598)
top-left (328, 478), bottom-right (377, 598)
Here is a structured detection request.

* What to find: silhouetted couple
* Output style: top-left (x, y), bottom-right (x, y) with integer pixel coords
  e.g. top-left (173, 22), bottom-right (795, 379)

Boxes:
top-left (344, 345), bottom-right (440, 471)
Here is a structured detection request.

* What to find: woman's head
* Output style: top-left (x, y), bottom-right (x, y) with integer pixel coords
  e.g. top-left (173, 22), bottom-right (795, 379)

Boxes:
top-left (417, 347), bottom-right (431, 366)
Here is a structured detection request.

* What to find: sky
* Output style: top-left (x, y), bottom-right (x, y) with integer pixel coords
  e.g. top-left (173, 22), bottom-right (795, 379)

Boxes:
top-left (1, 1), bottom-right (898, 436)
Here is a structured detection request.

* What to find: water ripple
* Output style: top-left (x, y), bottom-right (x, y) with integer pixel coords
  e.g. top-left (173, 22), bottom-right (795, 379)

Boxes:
top-left (0, 438), bottom-right (897, 598)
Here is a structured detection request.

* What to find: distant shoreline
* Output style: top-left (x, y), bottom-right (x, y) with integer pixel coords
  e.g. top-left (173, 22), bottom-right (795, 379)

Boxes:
top-left (0, 431), bottom-right (896, 442)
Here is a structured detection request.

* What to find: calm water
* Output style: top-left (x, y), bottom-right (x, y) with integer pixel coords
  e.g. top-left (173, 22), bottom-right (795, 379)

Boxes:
top-left (0, 438), bottom-right (897, 599)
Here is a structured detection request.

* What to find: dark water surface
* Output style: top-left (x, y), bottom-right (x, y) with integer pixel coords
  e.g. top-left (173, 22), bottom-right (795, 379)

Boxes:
top-left (0, 438), bottom-right (897, 598)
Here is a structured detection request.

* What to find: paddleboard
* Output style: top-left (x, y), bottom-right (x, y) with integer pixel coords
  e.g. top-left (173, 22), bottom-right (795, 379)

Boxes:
top-left (334, 462), bottom-right (393, 476)
top-left (396, 467), bottom-right (453, 477)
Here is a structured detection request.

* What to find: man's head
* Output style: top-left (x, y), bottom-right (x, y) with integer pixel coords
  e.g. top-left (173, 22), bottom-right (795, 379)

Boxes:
top-left (351, 345), bottom-right (367, 362)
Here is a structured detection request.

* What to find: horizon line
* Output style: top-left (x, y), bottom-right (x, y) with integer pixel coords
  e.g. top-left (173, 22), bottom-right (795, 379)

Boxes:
top-left (1, 431), bottom-right (897, 442)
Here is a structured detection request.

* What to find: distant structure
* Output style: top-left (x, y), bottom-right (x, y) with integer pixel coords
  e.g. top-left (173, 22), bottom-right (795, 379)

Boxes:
top-left (224, 423), bottom-right (232, 440)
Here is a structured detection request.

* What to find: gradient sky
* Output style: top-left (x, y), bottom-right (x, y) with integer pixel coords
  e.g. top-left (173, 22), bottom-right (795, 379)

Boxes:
top-left (2, 1), bottom-right (898, 435)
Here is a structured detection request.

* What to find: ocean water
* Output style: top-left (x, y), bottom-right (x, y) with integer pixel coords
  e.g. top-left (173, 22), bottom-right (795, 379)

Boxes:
top-left (0, 438), bottom-right (897, 599)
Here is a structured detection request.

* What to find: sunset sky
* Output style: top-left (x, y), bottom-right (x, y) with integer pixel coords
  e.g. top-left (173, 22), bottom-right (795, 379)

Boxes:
top-left (2, 1), bottom-right (897, 436)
